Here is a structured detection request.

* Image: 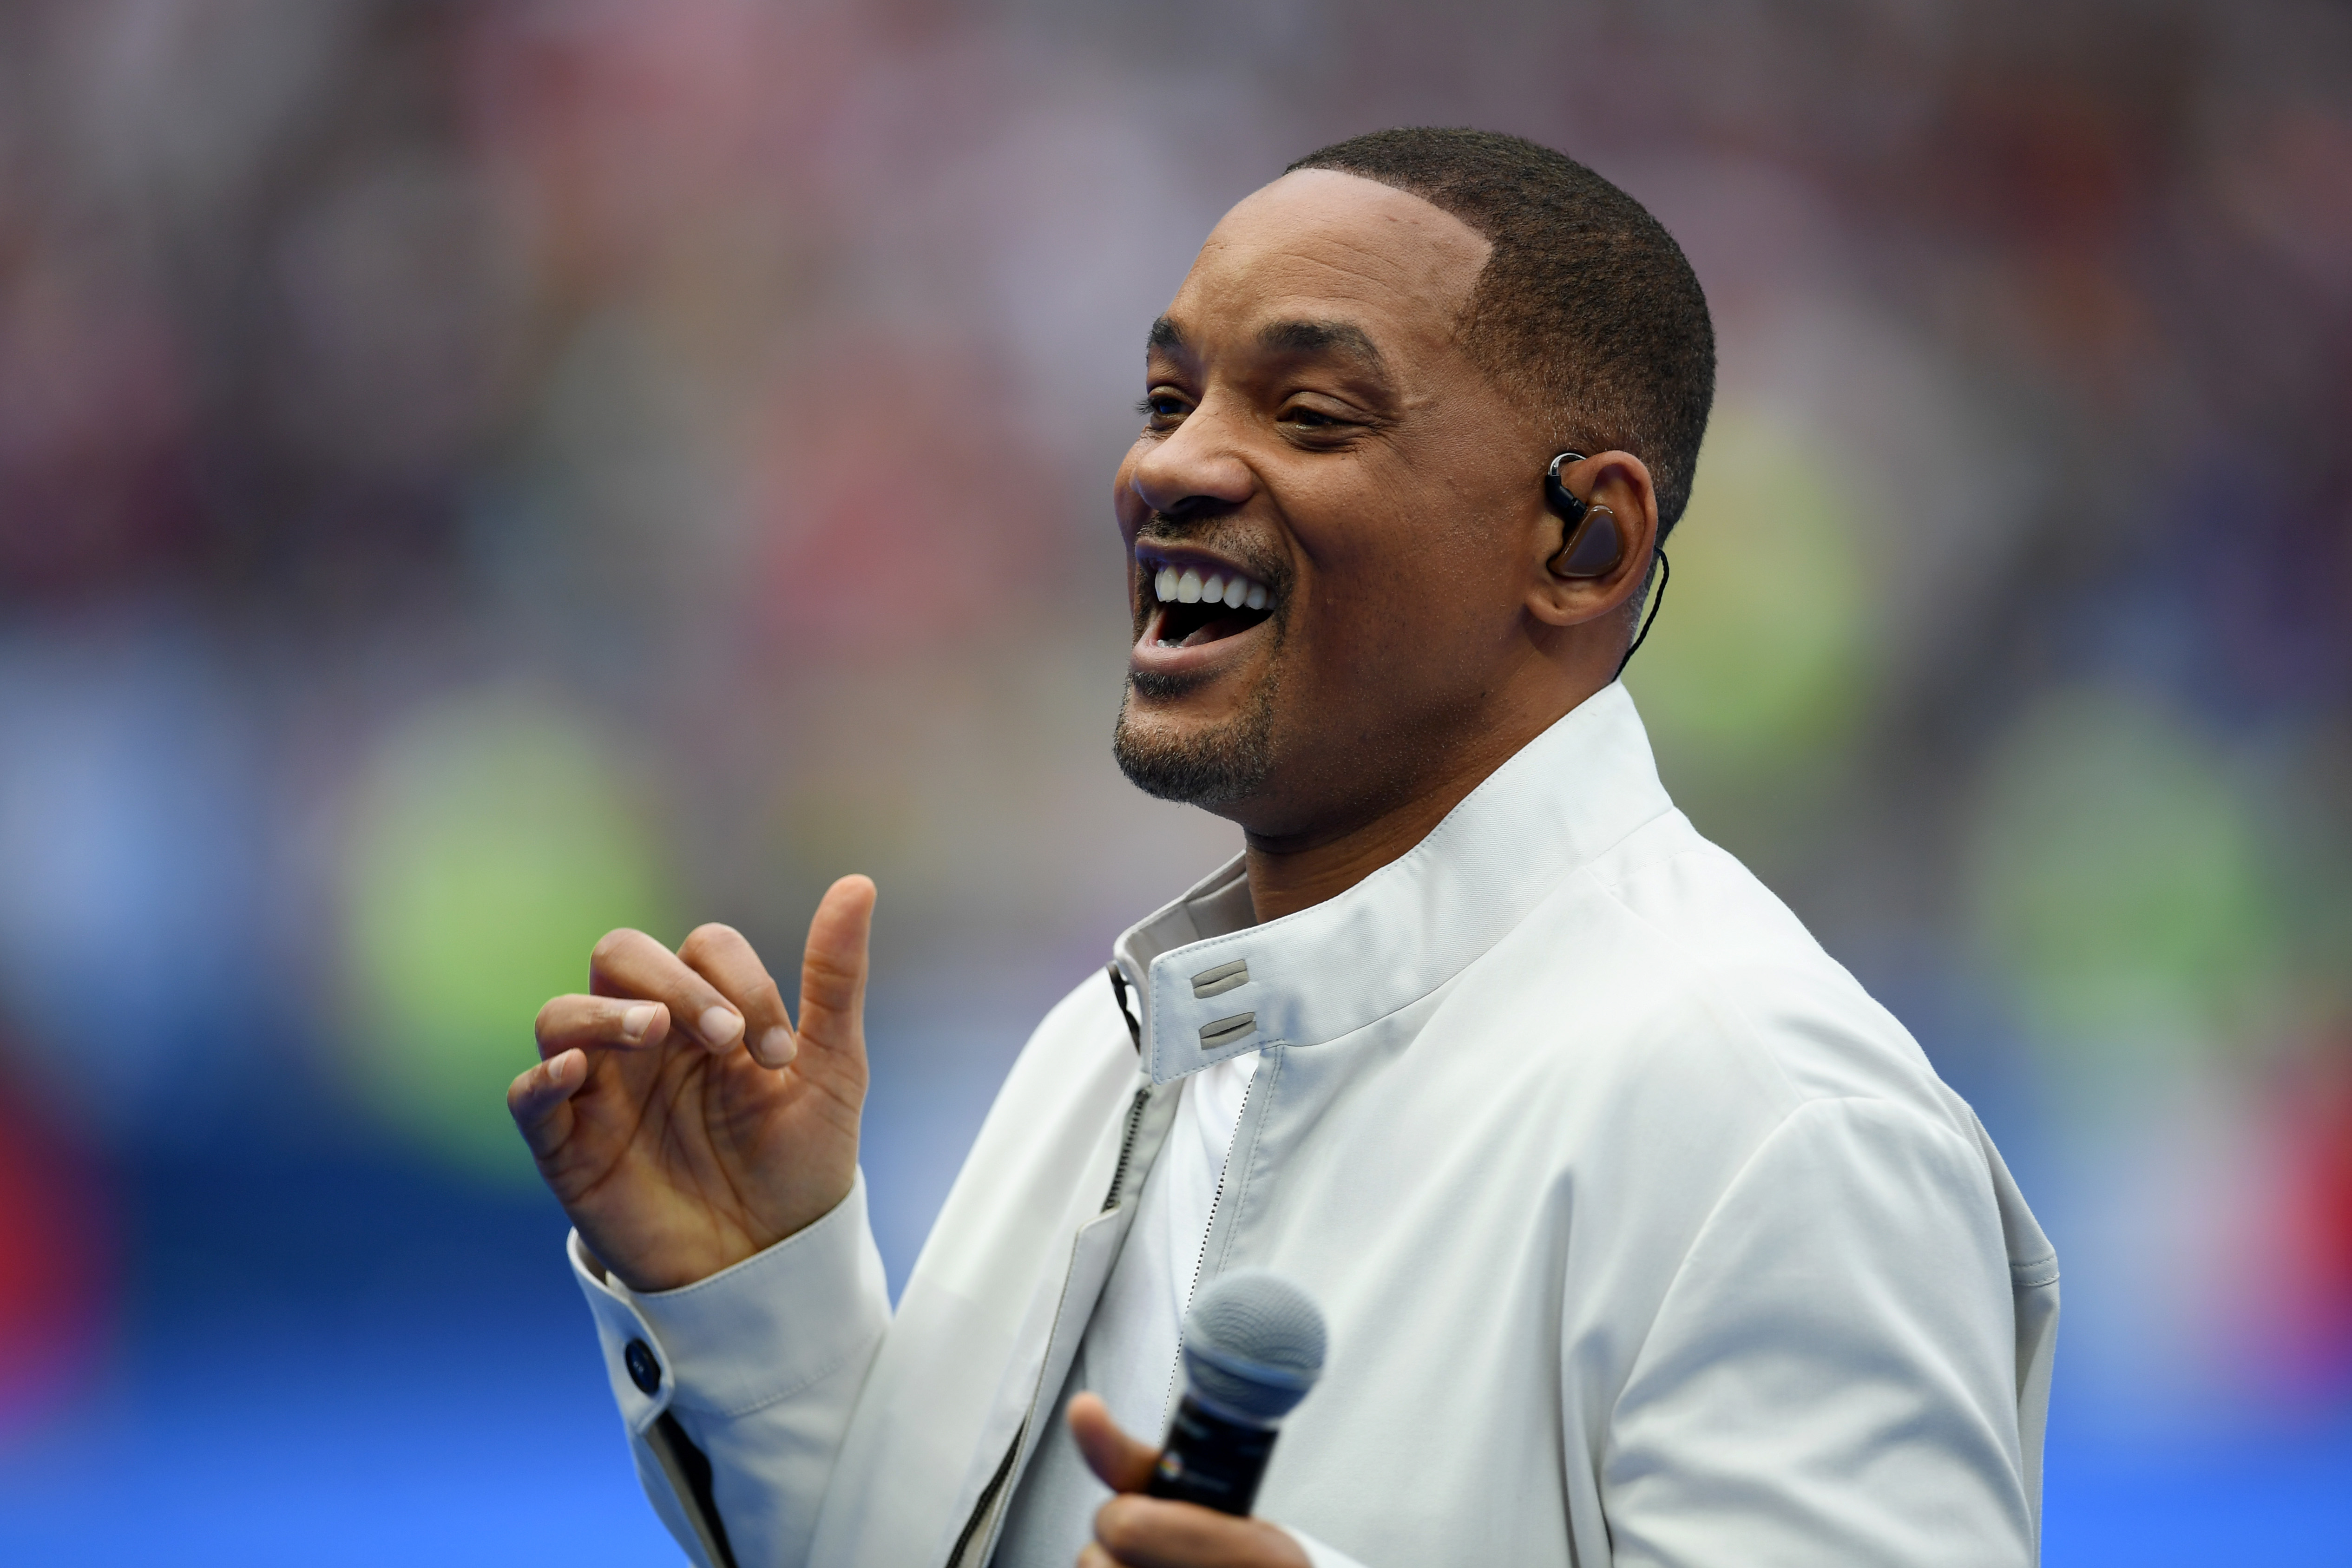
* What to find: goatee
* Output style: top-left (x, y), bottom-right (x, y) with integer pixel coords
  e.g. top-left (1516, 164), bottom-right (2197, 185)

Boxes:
top-left (1112, 668), bottom-right (1279, 807)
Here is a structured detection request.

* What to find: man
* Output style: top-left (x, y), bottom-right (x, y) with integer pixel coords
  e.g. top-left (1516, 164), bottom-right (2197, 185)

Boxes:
top-left (510, 128), bottom-right (2057, 1568)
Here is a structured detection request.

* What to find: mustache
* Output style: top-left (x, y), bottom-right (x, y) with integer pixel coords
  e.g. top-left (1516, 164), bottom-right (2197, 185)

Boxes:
top-left (1132, 512), bottom-right (1292, 595)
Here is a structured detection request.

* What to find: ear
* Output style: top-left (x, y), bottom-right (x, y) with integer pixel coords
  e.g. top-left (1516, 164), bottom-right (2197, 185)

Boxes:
top-left (1524, 450), bottom-right (1660, 630)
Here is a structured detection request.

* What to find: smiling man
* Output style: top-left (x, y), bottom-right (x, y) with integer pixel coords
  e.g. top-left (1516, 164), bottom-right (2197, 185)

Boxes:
top-left (511, 129), bottom-right (2057, 1568)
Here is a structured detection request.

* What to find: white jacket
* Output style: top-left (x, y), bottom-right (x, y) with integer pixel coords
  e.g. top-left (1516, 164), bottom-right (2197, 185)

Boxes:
top-left (571, 684), bottom-right (2059, 1568)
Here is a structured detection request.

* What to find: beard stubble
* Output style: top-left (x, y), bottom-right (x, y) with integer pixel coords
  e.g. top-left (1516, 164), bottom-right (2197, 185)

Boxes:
top-left (1111, 659), bottom-right (1281, 807)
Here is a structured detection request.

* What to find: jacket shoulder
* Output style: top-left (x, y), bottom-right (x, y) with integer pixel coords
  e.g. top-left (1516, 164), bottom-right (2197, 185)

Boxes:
top-left (1544, 811), bottom-right (1968, 1129)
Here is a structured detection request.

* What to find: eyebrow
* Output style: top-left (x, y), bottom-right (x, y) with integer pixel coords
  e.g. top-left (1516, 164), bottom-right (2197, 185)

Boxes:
top-left (1255, 318), bottom-right (1387, 374)
top-left (1143, 315), bottom-right (1389, 378)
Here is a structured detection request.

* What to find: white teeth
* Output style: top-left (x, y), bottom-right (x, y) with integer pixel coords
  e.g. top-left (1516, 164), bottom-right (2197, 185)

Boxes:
top-left (1143, 559), bottom-right (1272, 615)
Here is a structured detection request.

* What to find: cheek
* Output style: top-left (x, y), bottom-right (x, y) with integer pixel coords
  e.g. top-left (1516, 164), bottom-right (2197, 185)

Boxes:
top-left (1277, 565), bottom-right (1478, 706)
top-left (1269, 453), bottom-right (1520, 685)
top-left (1281, 524), bottom-right (1408, 631)
top-left (1272, 535), bottom-right (1519, 715)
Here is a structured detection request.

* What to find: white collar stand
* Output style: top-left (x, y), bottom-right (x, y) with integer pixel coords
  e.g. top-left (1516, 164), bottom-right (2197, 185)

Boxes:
top-left (1110, 682), bottom-right (1675, 1085)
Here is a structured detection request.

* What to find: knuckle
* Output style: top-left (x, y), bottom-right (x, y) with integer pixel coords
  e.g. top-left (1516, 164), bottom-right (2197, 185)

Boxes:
top-left (589, 928), bottom-right (644, 971)
top-left (802, 950), bottom-right (860, 991)
top-left (1095, 1498), bottom-right (1148, 1554)
top-left (680, 921), bottom-right (742, 958)
top-left (677, 922), bottom-right (732, 963)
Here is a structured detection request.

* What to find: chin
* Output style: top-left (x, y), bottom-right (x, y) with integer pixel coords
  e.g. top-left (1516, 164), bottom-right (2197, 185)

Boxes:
top-left (1113, 677), bottom-right (1279, 808)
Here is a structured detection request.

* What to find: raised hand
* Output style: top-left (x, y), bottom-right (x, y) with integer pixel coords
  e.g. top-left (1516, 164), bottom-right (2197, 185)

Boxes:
top-left (507, 875), bottom-right (877, 1293)
top-left (1068, 1394), bottom-right (1313, 1568)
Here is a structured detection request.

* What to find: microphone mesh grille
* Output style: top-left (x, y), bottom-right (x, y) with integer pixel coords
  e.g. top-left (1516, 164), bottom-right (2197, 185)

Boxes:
top-left (1182, 1268), bottom-right (1327, 1423)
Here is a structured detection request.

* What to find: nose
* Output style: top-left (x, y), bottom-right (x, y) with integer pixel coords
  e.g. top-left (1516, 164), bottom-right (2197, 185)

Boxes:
top-left (1128, 406), bottom-right (1255, 520)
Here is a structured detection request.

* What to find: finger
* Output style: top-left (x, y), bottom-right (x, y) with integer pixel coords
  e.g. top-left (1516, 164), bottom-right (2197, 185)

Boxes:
top-left (795, 875), bottom-right (875, 1072)
top-left (1094, 1496), bottom-right (1305, 1568)
top-left (535, 994), bottom-right (669, 1059)
top-left (677, 923), bottom-right (796, 1068)
top-left (1070, 1391), bottom-right (1160, 1494)
top-left (588, 927), bottom-right (745, 1054)
top-left (506, 1048), bottom-right (588, 1161)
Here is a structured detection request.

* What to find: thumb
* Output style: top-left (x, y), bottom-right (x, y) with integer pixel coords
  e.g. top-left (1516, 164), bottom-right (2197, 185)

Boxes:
top-left (795, 874), bottom-right (875, 1071)
top-left (1069, 1392), bottom-right (1160, 1494)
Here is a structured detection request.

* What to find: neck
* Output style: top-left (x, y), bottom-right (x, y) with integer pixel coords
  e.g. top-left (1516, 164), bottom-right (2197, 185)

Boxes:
top-left (1240, 677), bottom-right (1607, 924)
top-left (1242, 787), bottom-right (1472, 923)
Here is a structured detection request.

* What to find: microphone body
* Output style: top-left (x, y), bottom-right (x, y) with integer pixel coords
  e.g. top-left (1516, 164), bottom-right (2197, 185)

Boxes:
top-left (1145, 1269), bottom-right (1327, 1517)
top-left (1148, 1389), bottom-right (1281, 1515)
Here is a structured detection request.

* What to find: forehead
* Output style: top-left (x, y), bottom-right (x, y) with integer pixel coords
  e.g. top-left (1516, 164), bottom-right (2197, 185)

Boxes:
top-left (1161, 170), bottom-right (1492, 361)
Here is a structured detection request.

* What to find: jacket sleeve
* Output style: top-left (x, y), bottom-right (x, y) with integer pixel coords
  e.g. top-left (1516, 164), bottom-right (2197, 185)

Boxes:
top-left (572, 1172), bottom-right (893, 1568)
top-left (1597, 1097), bottom-right (2039, 1567)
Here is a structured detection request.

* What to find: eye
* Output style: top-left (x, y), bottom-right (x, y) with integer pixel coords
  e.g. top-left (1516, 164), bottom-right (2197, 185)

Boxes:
top-left (1136, 388), bottom-right (1191, 427)
top-left (1277, 400), bottom-right (1358, 441)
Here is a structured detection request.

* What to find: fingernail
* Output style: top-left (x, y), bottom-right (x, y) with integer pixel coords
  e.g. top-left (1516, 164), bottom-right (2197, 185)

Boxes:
top-left (756, 1026), bottom-right (796, 1067)
top-left (621, 1004), bottom-right (657, 1043)
top-left (697, 1005), bottom-right (744, 1049)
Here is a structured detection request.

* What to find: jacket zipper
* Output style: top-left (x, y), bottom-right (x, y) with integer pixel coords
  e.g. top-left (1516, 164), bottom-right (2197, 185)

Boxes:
top-left (1101, 1086), bottom-right (1152, 1213)
top-left (943, 1420), bottom-right (1023, 1568)
top-left (1164, 1069), bottom-right (1255, 1418)
top-left (959, 1083), bottom-right (1152, 1564)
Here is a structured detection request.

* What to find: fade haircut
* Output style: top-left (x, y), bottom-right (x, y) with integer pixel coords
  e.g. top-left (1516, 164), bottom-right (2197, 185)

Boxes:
top-left (1287, 128), bottom-right (1715, 536)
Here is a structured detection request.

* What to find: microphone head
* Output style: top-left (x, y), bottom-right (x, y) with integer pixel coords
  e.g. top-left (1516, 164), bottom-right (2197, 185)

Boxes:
top-left (1181, 1268), bottom-right (1327, 1424)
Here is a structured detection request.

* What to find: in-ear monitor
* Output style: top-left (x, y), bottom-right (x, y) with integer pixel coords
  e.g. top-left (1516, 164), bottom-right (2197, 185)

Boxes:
top-left (1544, 451), bottom-right (1624, 579)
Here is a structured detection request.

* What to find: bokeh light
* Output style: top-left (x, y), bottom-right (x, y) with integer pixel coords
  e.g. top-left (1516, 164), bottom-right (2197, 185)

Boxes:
top-left (0, 1063), bottom-right (110, 1429)
top-left (1965, 685), bottom-right (2280, 1071)
top-left (337, 691), bottom-right (673, 1179)
top-left (1627, 407), bottom-right (1872, 787)
top-left (0, 625), bottom-right (263, 1136)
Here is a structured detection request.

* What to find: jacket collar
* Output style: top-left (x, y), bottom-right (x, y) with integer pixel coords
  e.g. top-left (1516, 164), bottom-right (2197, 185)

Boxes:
top-left (1111, 682), bottom-right (1675, 1085)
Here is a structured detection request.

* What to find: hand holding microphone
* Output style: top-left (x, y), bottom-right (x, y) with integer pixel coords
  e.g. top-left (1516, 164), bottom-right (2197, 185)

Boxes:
top-left (1070, 1269), bottom-right (1328, 1568)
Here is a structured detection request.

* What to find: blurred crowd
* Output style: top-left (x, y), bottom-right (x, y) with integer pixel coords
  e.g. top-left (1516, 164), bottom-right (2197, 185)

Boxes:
top-left (0, 0), bottom-right (2347, 1534)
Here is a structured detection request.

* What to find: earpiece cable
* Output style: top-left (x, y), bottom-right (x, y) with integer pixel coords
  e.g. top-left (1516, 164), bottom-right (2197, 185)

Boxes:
top-left (1614, 550), bottom-right (1669, 679)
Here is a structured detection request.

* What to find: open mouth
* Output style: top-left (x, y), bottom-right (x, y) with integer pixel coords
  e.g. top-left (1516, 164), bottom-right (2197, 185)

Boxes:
top-left (1139, 555), bottom-right (1276, 649)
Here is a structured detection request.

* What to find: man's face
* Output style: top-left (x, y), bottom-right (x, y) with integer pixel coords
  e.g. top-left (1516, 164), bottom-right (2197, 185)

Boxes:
top-left (1112, 170), bottom-right (1550, 841)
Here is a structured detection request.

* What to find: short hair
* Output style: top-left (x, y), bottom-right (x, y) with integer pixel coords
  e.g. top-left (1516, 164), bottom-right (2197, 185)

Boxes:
top-left (1286, 128), bottom-right (1715, 536)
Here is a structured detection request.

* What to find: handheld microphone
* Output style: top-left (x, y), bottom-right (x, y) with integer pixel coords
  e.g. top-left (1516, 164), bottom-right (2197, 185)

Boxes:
top-left (1146, 1268), bottom-right (1327, 1517)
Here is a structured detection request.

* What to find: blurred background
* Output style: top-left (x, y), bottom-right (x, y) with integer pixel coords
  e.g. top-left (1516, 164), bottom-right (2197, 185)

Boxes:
top-left (0, 0), bottom-right (2347, 1561)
